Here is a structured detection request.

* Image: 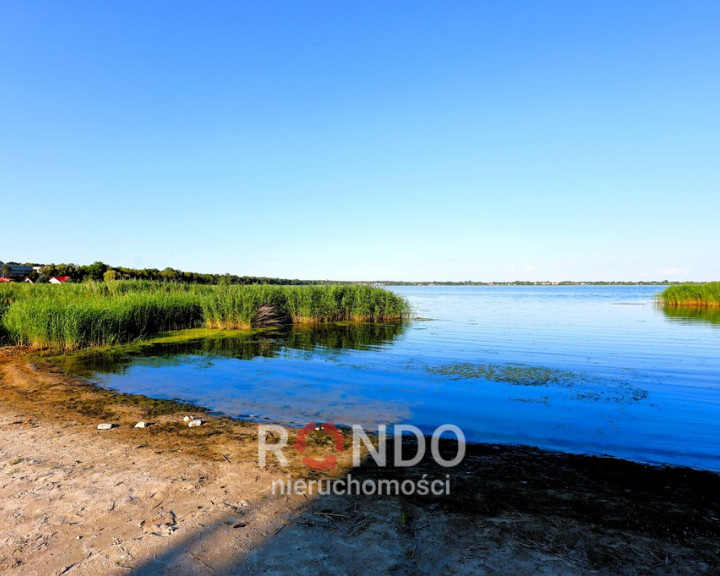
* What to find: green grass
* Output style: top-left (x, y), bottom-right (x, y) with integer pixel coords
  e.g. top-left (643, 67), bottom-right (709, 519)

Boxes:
top-left (658, 282), bottom-right (720, 308)
top-left (0, 281), bottom-right (410, 349)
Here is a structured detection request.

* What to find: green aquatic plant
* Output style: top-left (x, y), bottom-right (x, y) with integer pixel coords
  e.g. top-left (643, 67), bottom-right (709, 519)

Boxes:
top-left (0, 282), bottom-right (410, 350)
top-left (426, 361), bottom-right (649, 404)
top-left (658, 282), bottom-right (720, 308)
top-left (426, 362), bottom-right (577, 386)
top-left (2, 291), bottom-right (203, 349)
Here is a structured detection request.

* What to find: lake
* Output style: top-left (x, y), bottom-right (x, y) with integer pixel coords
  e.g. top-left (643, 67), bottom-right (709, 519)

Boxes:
top-left (61, 286), bottom-right (720, 471)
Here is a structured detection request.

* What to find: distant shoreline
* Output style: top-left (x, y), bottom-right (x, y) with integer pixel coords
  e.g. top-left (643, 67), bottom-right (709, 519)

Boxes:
top-left (375, 281), bottom-right (676, 286)
top-left (0, 260), bottom-right (706, 286)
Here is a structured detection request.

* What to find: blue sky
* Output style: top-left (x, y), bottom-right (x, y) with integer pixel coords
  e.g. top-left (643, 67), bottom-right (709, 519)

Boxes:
top-left (1, 1), bottom-right (718, 281)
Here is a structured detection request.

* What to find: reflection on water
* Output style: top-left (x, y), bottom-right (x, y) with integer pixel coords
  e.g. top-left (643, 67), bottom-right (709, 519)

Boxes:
top-left (60, 322), bottom-right (407, 376)
top-left (60, 286), bottom-right (720, 471)
top-left (61, 322), bottom-right (414, 428)
top-left (660, 305), bottom-right (720, 326)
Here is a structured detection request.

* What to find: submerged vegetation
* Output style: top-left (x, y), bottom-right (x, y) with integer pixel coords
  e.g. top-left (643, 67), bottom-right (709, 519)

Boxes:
top-left (658, 282), bottom-right (720, 308)
top-left (0, 282), bottom-right (410, 350)
top-left (426, 362), bottom-right (577, 387)
top-left (426, 361), bottom-right (648, 403)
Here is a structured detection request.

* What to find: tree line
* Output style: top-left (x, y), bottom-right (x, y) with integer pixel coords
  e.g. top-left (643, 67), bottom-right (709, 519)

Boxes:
top-left (0, 260), bottom-right (314, 285)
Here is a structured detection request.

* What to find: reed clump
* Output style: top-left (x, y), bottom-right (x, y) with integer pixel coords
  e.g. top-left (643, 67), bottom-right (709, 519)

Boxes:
top-left (658, 282), bottom-right (720, 308)
top-left (0, 282), bottom-right (409, 349)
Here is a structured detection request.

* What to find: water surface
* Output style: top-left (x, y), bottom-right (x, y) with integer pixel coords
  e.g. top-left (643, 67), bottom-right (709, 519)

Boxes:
top-left (62, 286), bottom-right (720, 471)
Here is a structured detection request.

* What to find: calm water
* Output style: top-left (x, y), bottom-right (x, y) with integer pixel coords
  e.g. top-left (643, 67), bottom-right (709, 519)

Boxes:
top-left (63, 286), bottom-right (720, 471)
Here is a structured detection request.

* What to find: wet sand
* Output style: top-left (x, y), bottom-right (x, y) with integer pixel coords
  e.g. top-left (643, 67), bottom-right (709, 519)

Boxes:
top-left (1, 350), bottom-right (719, 575)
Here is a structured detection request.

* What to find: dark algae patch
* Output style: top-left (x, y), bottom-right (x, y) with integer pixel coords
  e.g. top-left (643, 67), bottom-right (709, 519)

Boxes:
top-left (426, 362), bottom-right (577, 386)
top-left (63, 391), bottom-right (204, 420)
top-left (426, 361), bottom-right (649, 404)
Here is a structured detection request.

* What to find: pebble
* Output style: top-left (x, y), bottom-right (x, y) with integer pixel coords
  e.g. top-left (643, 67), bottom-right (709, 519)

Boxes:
top-left (188, 419), bottom-right (202, 428)
top-left (134, 421), bottom-right (147, 428)
top-left (96, 423), bottom-right (114, 430)
top-left (183, 416), bottom-right (193, 422)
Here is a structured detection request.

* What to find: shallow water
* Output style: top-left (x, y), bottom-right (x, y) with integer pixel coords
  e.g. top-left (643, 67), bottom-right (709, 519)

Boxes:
top-left (62, 286), bottom-right (720, 471)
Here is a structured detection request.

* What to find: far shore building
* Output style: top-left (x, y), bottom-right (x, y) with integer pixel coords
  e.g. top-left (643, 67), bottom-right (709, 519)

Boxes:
top-left (49, 276), bottom-right (72, 284)
top-left (0, 277), bottom-right (14, 283)
top-left (3, 264), bottom-right (34, 280)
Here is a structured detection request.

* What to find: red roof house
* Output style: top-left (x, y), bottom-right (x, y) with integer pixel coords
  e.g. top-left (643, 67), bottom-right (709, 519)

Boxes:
top-left (50, 276), bottom-right (72, 284)
top-left (0, 277), bottom-right (14, 283)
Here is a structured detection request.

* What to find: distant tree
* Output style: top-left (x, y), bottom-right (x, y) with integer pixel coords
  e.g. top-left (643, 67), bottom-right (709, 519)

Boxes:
top-left (40, 265), bottom-right (57, 278)
top-left (160, 267), bottom-right (178, 281)
top-left (36, 274), bottom-right (50, 284)
top-left (55, 263), bottom-right (77, 277)
top-left (86, 261), bottom-right (108, 282)
top-left (8, 260), bottom-right (316, 286)
top-left (1, 264), bottom-right (10, 278)
top-left (104, 269), bottom-right (118, 282)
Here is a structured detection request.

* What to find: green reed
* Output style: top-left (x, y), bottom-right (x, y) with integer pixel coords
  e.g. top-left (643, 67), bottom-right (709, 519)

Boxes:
top-left (0, 281), bottom-right (410, 349)
top-left (658, 282), bottom-right (720, 308)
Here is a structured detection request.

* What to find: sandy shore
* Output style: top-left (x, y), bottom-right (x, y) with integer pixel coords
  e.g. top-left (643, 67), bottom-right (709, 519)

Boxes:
top-left (1, 350), bottom-right (719, 575)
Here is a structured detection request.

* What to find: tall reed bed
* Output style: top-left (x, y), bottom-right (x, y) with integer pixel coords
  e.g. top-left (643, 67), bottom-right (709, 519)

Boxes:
top-left (0, 282), bottom-right (409, 349)
top-left (0, 283), bottom-right (26, 344)
top-left (2, 292), bottom-right (204, 349)
top-left (658, 282), bottom-right (720, 308)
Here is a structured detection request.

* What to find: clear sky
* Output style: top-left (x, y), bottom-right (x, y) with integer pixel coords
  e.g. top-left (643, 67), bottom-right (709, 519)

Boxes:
top-left (1, 1), bottom-right (718, 281)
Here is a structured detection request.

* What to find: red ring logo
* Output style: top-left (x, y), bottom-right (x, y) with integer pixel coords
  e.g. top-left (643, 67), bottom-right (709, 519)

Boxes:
top-left (294, 421), bottom-right (344, 470)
